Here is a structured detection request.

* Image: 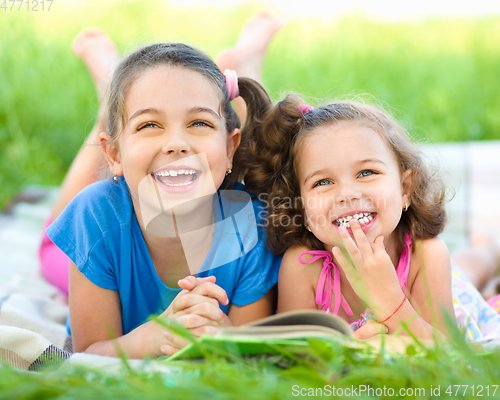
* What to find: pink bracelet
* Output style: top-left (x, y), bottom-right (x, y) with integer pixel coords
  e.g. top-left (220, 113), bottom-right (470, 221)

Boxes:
top-left (377, 293), bottom-right (407, 323)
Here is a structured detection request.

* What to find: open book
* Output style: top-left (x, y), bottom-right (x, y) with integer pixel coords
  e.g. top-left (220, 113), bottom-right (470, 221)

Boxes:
top-left (166, 310), bottom-right (357, 361)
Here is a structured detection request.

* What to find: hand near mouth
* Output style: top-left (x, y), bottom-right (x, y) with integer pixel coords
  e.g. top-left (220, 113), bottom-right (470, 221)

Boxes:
top-left (332, 218), bottom-right (404, 321)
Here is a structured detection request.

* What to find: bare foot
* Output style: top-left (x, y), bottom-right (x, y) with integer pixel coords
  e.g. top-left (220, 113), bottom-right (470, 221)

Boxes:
top-left (72, 28), bottom-right (120, 102)
top-left (453, 232), bottom-right (500, 291)
top-left (216, 11), bottom-right (283, 82)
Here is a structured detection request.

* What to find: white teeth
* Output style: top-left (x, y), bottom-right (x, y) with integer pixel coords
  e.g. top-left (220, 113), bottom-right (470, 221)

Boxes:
top-left (335, 212), bottom-right (374, 226)
top-left (155, 169), bottom-right (196, 177)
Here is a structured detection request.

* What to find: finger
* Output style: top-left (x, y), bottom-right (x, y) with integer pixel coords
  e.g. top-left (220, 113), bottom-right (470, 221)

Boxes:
top-left (188, 324), bottom-right (222, 338)
top-left (160, 344), bottom-right (179, 356)
top-left (162, 330), bottom-right (190, 350)
top-left (189, 281), bottom-right (229, 306)
top-left (171, 293), bottom-right (221, 314)
top-left (175, 313), bottom-right (222, 329)
top-left (178, 275), bottom-right (216, 290)
top-left (173, 302), bottom-right (226, 323)
top-left (373, 235), bottom-right (385, 252)
top-left (332, 246), bottom-right (353, 271)
top-left (348, 218), bottom-right (373, 255)
top-left (337, 225), bottom-right (363, 265)
top-left (353, 320), bottom-right (388, 340)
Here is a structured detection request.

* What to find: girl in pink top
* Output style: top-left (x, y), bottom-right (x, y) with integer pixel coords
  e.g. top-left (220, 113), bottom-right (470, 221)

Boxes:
top-left (244, 96), bottom-right (455, 340)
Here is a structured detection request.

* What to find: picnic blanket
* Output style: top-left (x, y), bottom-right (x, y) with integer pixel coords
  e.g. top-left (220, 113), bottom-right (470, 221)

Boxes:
top-left (1, 141), bottom-right (500, 370)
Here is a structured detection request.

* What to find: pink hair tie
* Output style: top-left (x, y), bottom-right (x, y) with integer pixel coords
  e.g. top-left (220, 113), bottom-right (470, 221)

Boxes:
top-left (298, 104), bottom-right (314, 114)
top-left (224, 69), bottom-right (239, 102)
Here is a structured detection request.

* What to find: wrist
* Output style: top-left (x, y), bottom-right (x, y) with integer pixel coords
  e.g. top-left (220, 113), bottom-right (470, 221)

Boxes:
top-left (374, 293), bottom-right (407, 324)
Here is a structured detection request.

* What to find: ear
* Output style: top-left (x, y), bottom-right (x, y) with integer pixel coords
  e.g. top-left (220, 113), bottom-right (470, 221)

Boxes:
top-left (401, 168), bottom-right (413, 206)
top-left (99, 132), bottom-right (123, 176)
top-left (226, 128), bottom-right (241, 170)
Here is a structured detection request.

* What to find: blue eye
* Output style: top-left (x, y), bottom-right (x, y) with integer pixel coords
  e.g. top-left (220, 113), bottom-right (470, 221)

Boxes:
top-left (359, 170), bottom-right (375, 177)
top-left (137, 122), bottom-right (158, 130)
top-left (191, 120), bottom-right (212, 128)
top-left (313, 179), bottom-right (332, 187)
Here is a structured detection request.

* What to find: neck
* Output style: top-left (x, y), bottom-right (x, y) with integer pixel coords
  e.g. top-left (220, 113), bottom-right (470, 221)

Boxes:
top-left (133, 194), bottom-right (216, 278)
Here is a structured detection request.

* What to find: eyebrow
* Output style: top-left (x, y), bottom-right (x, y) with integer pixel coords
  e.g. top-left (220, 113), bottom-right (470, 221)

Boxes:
top-left (128, 108), bottom-right (161, 122)
top-left (302, 159), bottom-right (386, 185)
top-left (188, 106), bottom-right (221, 119)
top-left (356, 158), bottom-right (387, 166)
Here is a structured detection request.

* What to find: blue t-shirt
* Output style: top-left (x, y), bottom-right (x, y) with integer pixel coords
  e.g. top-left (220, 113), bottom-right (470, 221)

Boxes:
top-left (47, 177), bottom-right (281, 335)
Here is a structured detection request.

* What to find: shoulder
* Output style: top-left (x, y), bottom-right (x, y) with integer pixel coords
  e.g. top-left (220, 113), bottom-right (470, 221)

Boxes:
top-left (69, 177), bottom-right (133, 225)
top-left (413, 236), bottom-right (450, 264)
top-left (226, 182), bottom-right (267, 219)
top-left (278, 245), bottom-right (320, 312)
top-left (77, 177), bottom-right (131, 210)
top-left (280, 245), bottom-right (323, 280)
top-left (47, 177), bottom-right (134, 248)
top-left (409, 237), bottom-right (451, 286)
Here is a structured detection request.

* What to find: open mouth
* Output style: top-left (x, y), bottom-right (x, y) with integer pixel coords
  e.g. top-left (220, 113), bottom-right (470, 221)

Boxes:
top-left (154, 169), bottom-right (198, 187)
top-left (335, 212), bottom-right (374, 228)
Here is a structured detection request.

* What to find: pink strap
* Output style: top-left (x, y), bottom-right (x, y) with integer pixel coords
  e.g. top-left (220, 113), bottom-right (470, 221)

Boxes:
top-left (298, 232), bottom-right (412, 317)
top-left (223, 69), bottom-right (239, 101)
top-left (396, 233), bottom-right (412, 293)
top-left (298, 251), bottom-right (353, 316)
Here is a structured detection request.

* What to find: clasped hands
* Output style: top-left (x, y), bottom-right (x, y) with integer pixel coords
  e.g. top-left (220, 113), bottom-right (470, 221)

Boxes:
top-left (159, 275), bottom-right (229, 356)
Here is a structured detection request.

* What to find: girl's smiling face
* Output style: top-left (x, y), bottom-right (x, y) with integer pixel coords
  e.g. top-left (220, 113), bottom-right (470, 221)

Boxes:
top-left (298, 121), bottom-right (411, 259)
top-left (102, 66), bottom-right (240, 225)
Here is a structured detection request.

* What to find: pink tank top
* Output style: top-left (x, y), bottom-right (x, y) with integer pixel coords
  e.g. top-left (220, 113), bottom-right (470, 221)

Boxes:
top-left (298, 233), bottom-right (412, 331)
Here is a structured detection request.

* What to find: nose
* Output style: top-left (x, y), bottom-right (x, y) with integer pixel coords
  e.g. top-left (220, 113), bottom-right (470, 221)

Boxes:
top-left (335, 180), bottom-right (361, 205)
top-left (161, 128), bottom-right (190, 155)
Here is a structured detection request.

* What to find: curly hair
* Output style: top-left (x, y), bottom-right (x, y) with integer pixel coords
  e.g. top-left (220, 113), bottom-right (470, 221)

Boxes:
top-left (242, 95), bottom-right (447, 256)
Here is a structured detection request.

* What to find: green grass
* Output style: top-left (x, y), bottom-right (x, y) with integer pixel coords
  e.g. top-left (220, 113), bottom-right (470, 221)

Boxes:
top-left (1, 332), bottom-right (499, 400)
top-left (2, 1), bottom-right (500, 210)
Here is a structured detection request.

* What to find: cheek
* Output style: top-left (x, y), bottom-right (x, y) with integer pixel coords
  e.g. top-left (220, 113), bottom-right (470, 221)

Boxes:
top-left (205, 140), bottom-right (228, 168)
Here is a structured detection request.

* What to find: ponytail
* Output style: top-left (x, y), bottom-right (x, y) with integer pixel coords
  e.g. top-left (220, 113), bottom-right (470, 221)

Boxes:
top-left (221, 77), bottom-right (273, 190)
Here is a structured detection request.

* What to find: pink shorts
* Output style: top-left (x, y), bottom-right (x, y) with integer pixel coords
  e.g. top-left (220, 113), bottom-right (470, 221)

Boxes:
top-left (39, 217), bottom-right (69, 295)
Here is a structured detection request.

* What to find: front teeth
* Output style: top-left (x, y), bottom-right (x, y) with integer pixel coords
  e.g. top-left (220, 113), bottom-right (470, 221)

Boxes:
top-left (156, 169), bottom-right (196, 177)
top-left (335, 212), bottom-right (373, 227)
top-left (155, 169), bottom-right (197, 186)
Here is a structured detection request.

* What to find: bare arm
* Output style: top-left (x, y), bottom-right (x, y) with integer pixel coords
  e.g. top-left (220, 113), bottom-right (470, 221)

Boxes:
top-left (277, 246), bottom-right (318, 313)
top-left (70, 261), bottom-right (175, 358)
top-left (227, 288), bottom-right (275, 326)
top-left (373, 238), bottom-right (454, 340)
top-left (402, 238), bottom-right (455, 338)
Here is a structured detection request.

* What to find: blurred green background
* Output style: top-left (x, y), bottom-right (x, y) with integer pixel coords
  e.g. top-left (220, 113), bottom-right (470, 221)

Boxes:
top-left (1, 0), bottom-right (500, 209)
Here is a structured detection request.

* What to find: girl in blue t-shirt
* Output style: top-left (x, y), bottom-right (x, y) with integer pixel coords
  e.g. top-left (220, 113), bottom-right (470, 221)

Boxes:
top-left (47, 37), bottom-right (282, 359)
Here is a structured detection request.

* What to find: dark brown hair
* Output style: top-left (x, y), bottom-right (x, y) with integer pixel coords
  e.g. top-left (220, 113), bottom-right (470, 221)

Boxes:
top-left (106, 42), bottom-right (272, 190)
top-left (243, 94), bottom-right (447, 255)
